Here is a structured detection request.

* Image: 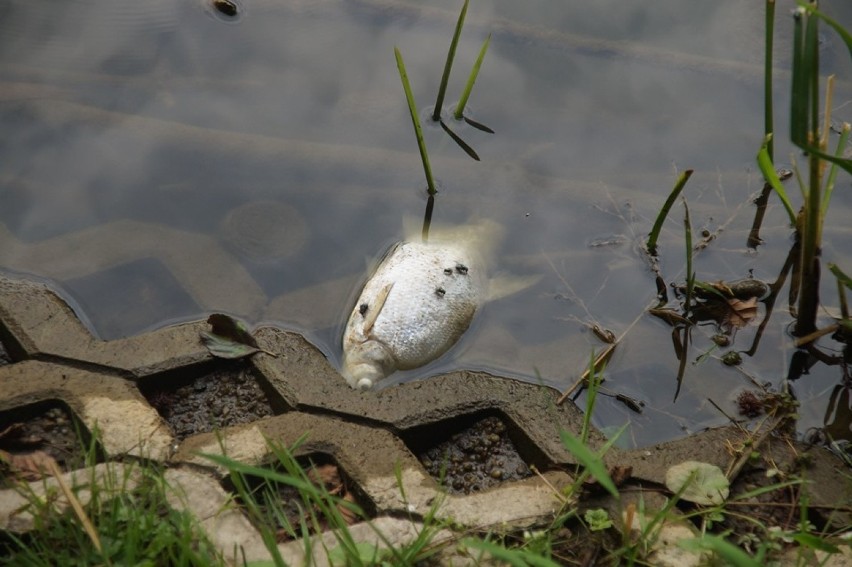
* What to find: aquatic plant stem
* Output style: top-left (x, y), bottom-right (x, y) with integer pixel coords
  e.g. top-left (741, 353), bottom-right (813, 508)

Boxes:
top-left (395, 47), bottom-right (437, 195)
top-left (765, 0), bottom-right (776, 161)
top-left (433, 0), bottom-right (469, 121)
top-left (646, 169), bottom-right (693, 255)
top-left (454, 33), bottom-right (491, 120)
top-left (794, 4), bottom-right (823, 336)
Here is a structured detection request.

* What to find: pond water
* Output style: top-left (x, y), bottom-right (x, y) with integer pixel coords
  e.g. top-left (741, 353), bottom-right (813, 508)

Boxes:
top-left (2, 0), bottom-right (852, 448)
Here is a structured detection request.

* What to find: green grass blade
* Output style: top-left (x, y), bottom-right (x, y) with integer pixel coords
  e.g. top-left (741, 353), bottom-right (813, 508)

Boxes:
top-left (791, 8), bottom-right (808, 148)
top-left (679, 535), bottom-right (762, 567)
top-left (756, 138), bottom-right (797, 225)
top-left (646, 169), bottom-right (693, 255)
top-left (454, 33), bottom-right (491, 120)
top-left (580, 350), bottom-right (602, 444)
top-left (822, 122), bottom-right (851, 218)
top-left (559, 431), bottom-right (618, 499)
top-left (433, 0), bottom-right (469, 121)
top-left (461, 538), bottom-right (562, 567)
top-left (829, 263), bottom-right (852, 291)
top-left (395, 46), bottom-right (437, 195)
top-left (797, 0), bottom-right (852, 59)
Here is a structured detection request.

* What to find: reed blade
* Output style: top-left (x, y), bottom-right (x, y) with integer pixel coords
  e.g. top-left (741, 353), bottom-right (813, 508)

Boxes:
top-left (756, 137), bottom-right (797, 225)
top-left (395, 47), bottom-right (437, 195)
top-left (433, 0), bottom-right (469, 121)
top-left (454, 33), bottom-right (491, 120)
top-left (646, 169), bottom-right (693, 255)
top-left (765, 0), bottom-right (776, 161)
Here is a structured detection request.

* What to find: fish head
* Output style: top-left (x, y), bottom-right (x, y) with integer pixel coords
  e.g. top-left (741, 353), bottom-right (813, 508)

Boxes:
top-left (341, 338), bottom-right (395, 390)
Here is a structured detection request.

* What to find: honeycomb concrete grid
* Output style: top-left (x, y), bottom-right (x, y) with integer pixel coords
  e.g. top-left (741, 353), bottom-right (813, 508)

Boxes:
top-left (2, 273), bottom-right (852, 563)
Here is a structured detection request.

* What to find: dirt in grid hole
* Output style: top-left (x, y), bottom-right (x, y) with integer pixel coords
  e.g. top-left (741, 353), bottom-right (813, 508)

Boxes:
top-left (0, 339), bottom-right (11, 365)
top-left (221, 453), bottom-right (368, 542)
top-left (0, 401), bottom-right (95, 486)
top-left (418, 416), bottom-right (533, 495)
top-left (142, 362), bottom-right (278, 442)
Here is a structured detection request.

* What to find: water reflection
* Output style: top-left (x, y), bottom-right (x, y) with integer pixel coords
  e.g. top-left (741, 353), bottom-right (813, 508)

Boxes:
top-left (0, 0), bottom-right (851, 447)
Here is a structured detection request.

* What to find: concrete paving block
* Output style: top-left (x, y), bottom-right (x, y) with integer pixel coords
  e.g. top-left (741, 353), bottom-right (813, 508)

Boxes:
top-left (251, 326), bottom-right (601, 465)
top-left (0, 274), bottom-right (213, 377)
top-left (164, 467), bottom-right (270, 563)
top-left (0, 361), bottom-right (173, 460)
top-left (173, 411), bottom-right (574, 532)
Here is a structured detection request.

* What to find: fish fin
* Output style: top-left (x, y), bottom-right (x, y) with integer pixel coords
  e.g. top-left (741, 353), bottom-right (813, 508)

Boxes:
top-left (487, 273), bottom-right (542, 301)
top-left (363, 282), bottom-right (394, 334)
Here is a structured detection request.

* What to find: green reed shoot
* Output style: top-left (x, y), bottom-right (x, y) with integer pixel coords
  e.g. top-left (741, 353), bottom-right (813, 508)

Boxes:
top-left (764, 0), bottom-right (776, 161)
top-left (756, 136), bottom-right (796, 225)
top-left (454, 33), bottom-right (491, 120)
top-left (395, 47), bottom-right (437, 195)
top-left (646, 169), bottom-right (693, 255)
top-left (433, 0), bottom-right (469, 121)
top-left (757, 2), bottom-right (852, 335)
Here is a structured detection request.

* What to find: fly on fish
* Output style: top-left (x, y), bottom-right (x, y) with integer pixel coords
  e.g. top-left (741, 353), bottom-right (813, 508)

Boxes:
top-left (341, 220), bottom-right (534, 390)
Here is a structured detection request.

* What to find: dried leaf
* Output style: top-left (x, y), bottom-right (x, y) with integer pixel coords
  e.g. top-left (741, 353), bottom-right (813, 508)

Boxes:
top-left (648, 307), bottom-right (692, 327)
top-left (307, 463), bottom-right (343, 494)
top-left (337, 491), bottom-right (359, 525)
top-left (207, 314), bottom-right (260, 348)
top-left (201, 314), bottom-right (277, 359)
top-left (724, 296), bottom-right (759, 329)
top-left (1, 449), bottom-right (61, 481)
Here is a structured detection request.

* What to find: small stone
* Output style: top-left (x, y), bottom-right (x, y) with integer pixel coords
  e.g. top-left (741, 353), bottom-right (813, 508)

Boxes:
top-left (490, 468), bottom-right (504, 480)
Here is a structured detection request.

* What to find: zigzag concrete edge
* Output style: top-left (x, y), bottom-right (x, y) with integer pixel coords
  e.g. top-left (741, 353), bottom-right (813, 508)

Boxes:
top-left (2, 272), bottom-right (852, 562)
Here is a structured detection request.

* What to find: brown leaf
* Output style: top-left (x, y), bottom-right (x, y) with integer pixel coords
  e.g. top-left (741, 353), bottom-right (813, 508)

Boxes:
top-left (337, 491), bottom-right (359, 525)
top-left (725, 296), bottom-right (759, 329)
top-left (648, 308), bottom-right (691, 327)
top-left (1, 449), bottom-right (61, 481)
top-left (307, 463), bottom-right (343, 495)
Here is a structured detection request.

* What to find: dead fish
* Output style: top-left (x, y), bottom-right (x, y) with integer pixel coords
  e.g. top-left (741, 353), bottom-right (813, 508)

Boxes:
top-left (341, 220), bottom-right (535, 390)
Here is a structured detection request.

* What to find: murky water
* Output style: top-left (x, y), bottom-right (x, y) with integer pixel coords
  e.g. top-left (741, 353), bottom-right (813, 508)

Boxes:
top-left (2, 0), bottom-right (851, 447)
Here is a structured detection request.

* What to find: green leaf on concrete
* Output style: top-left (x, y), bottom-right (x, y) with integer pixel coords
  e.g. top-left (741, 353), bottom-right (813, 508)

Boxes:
top-left (200, 313), bottom-right (276, 359)
top-left (665, 461), bottom-right (729, 505)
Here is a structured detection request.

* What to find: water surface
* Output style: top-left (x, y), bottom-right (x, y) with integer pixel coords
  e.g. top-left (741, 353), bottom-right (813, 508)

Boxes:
top-left (2, 0), bottom-right (851, 447)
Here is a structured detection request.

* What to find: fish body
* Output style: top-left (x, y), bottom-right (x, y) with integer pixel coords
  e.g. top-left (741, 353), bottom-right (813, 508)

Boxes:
top-left (341, 222), bottom-right (497, 390)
